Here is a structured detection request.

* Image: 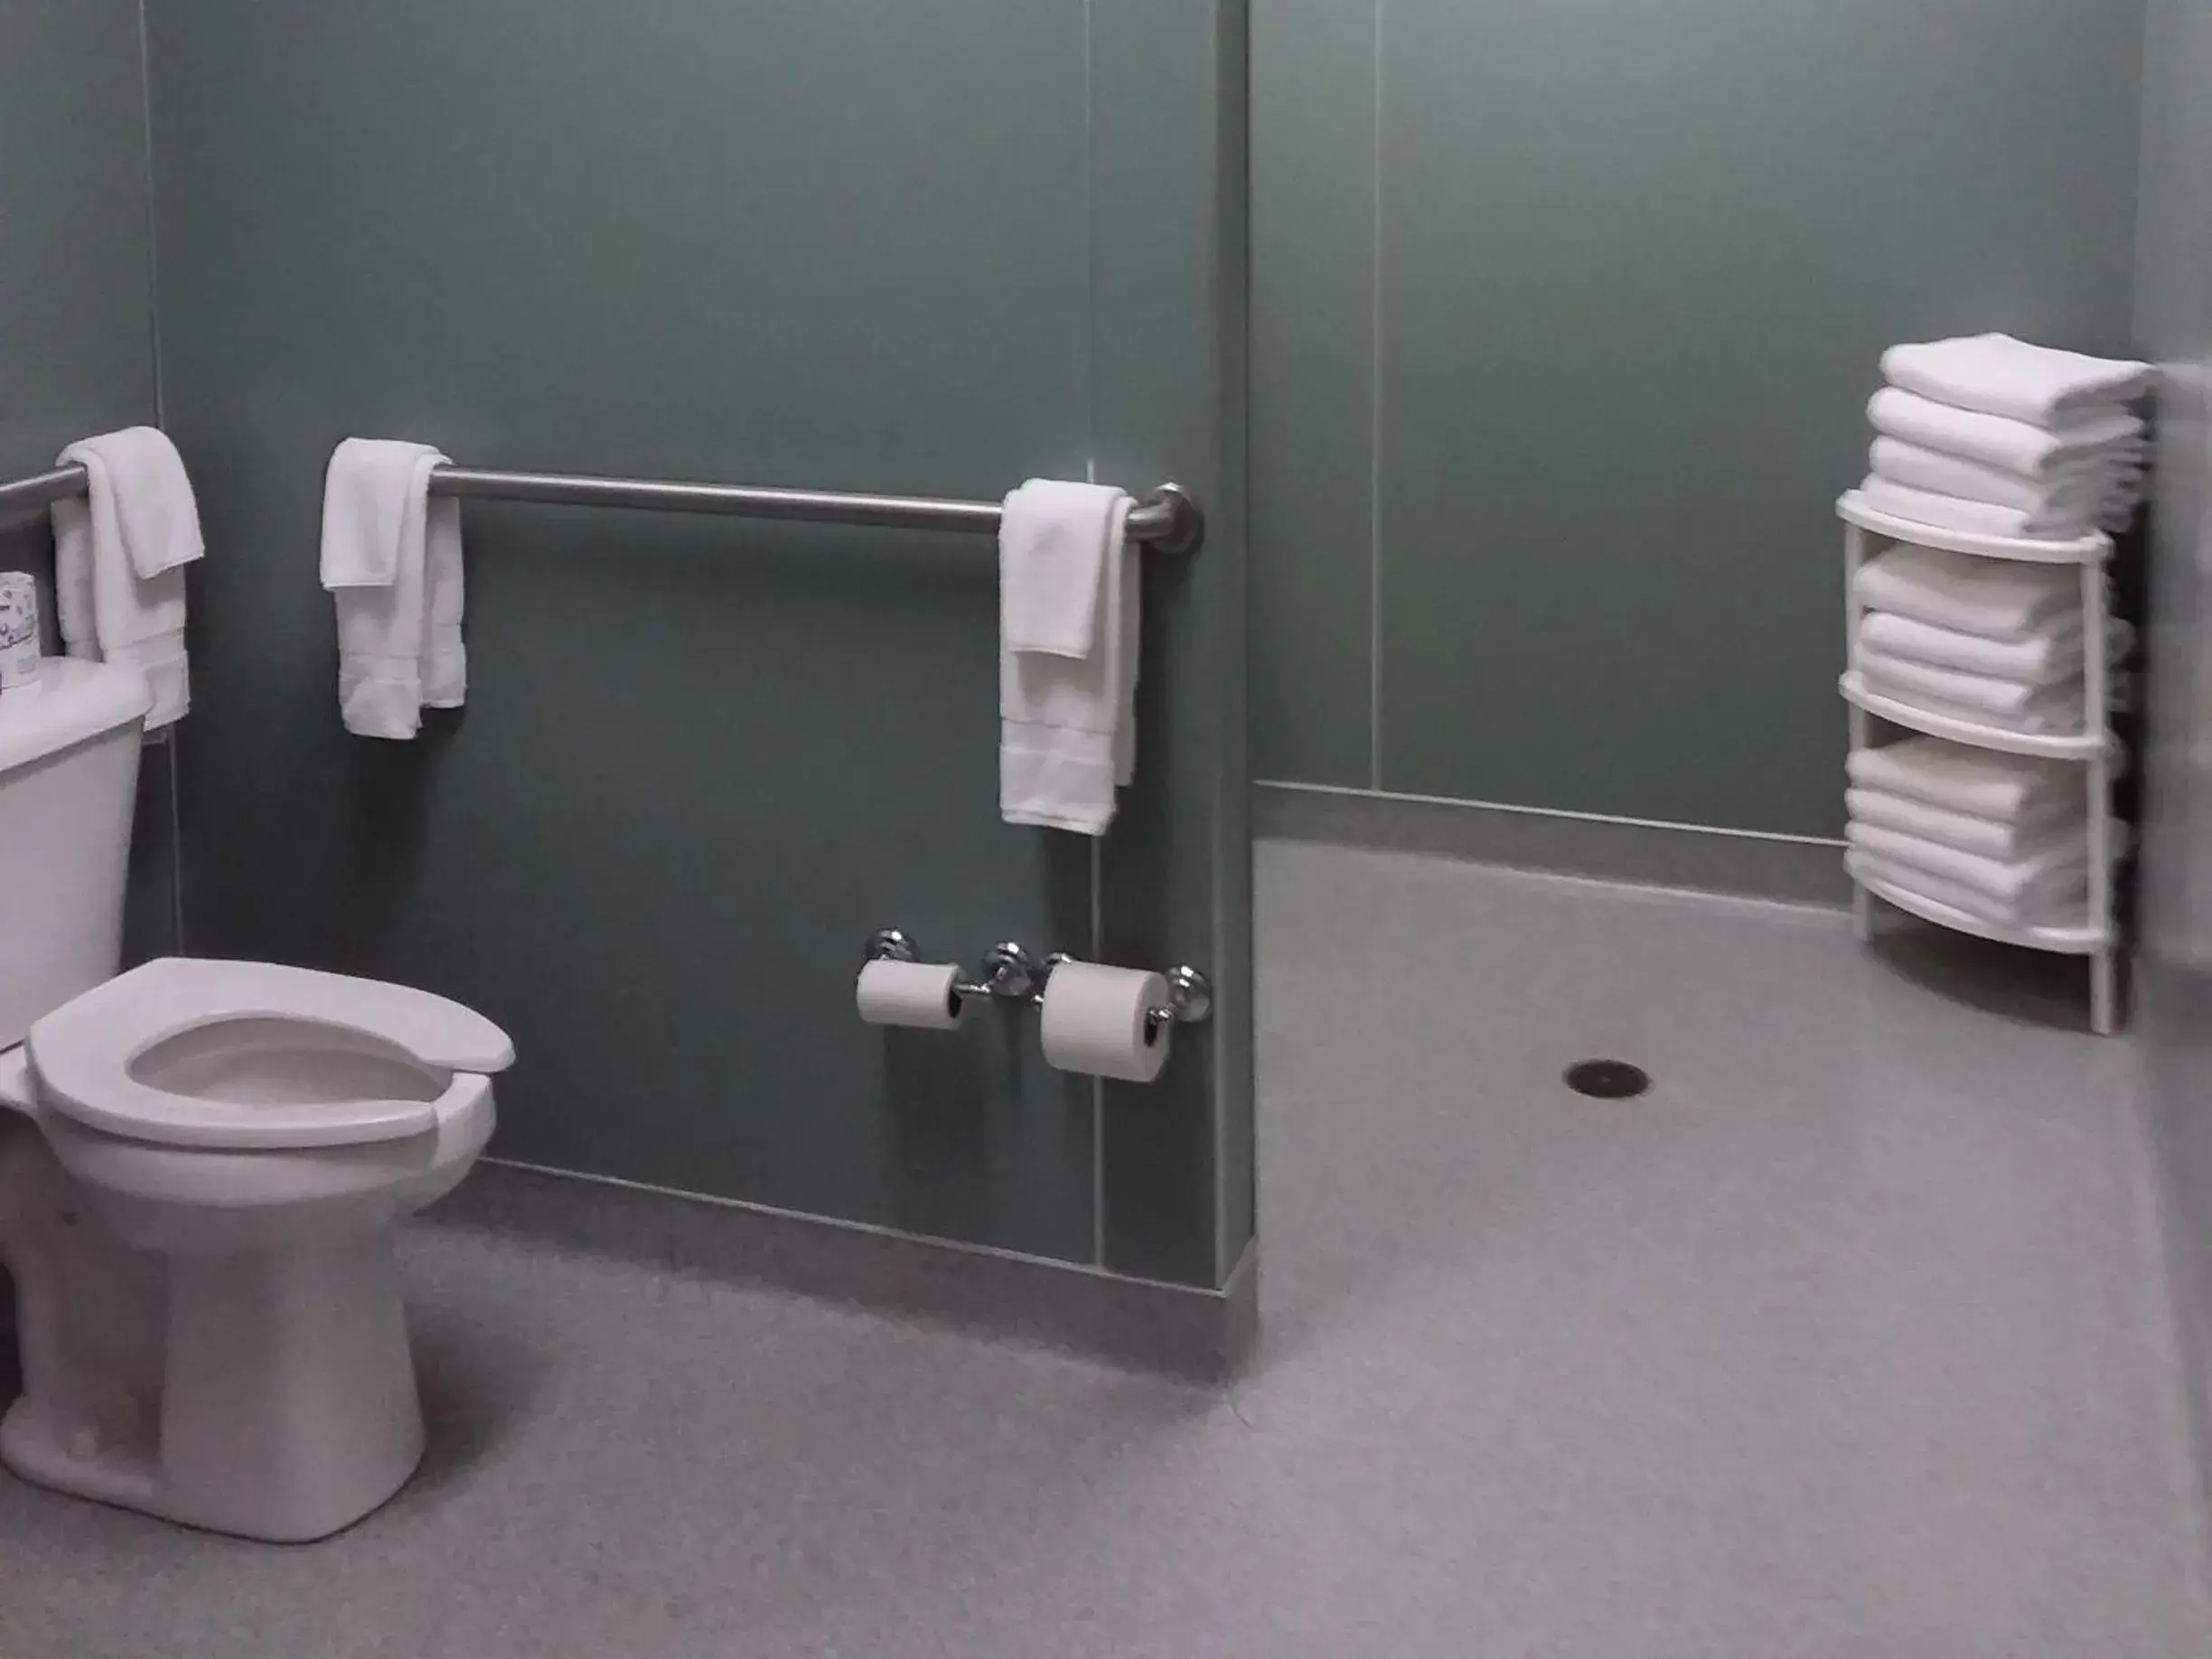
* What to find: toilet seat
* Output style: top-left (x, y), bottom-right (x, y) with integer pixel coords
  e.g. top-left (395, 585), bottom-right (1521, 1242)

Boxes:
top-left (24, 957), bottom-right (515, 1151)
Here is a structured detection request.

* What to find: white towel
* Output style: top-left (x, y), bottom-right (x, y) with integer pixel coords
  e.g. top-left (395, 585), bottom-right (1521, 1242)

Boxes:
top-left (1868, 437), bottom-right (2138, 517)
top-left (1867, 388), bottom-right (2144, 483)
top-left (1858, 608), bottom-right (2083, 684)
top-left (1880, 334), bottom-right (2151, 427)
top-left (1851, 545), bottom-right (2078, 641)
top-left (1000, 480), bottom-right (1121, 657)
top-left (1844, 786), bottom-right (2072, 861)
top-left (1000, 485), bottom-right (1139, 834)
top-left (319, 438), bottom-right (465, 740)
top-left (1846, 736), bottom-right (2076, 821)
top-left (1845, 820), bottom-right (2093, 913)
top-left (50, 427), bottom-right (205, 728)
top-left (1858, 651), bottom-right (2082, 735)
top-left (1846, 851), bottom-right (2082, 928)
top-left (1854, 474), bottom-right (2135, 540)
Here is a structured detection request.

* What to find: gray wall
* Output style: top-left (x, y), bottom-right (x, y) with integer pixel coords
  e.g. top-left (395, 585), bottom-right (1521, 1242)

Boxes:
top-left (1253, 0), bottom-right (2145, 836)
top-left (0, 0), bottom-right (175, 960)
top-left (147, 0), bottom-right (1251, 1288)
top-left (2137, 0), bottom-right (2212, 1484)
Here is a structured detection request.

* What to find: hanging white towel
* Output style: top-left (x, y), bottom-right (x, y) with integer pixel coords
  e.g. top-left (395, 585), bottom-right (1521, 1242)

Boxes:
top-left (1858, 609), bottom-right (2084, 684)
top-left (1844, 820), bottom-right (2095, 913)
top-left (1000, 483), bottom-right (1139, 835)
top-left (1855, 474), bottom-right (2134, 539)
top-left (1858, 650), bottom-right (2082, 735)
top-left (50, 427), bottom-right (205, 728)
top-left (1851, 545), bottom-right (2078, 640)
top-left (1001, 479), bottom-right (1120, 657)
top-left (1844, 786), bottom-right (2073, 861)
top-left (1867, 389), bottom-right (2144, 483)
top-left (319, 438), bottom-right (465, 740)
top-left (1845, 851), bottom-right (2081, 928)
top-left (1880, 334), bottom-right (2151, 427)
top-left (1846, 736), bottom-right (2076, 822)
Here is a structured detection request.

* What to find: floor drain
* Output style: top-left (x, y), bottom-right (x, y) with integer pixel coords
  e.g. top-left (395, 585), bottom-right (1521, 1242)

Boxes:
top-left (1563, 1059), bottom-right (1649, 1099)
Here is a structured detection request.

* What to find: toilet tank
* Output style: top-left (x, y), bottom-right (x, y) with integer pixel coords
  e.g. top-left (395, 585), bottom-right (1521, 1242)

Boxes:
top-left (0, 660), bottom-right (153, 1048)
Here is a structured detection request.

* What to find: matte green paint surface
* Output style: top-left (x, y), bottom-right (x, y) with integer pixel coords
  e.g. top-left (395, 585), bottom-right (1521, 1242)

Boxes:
top-left (148, 1), bottom-right (1249, 1284)
top-left (1253, 0), bottom-right (2144, 833)
top-left (0, 0), bottom-right (173, 961)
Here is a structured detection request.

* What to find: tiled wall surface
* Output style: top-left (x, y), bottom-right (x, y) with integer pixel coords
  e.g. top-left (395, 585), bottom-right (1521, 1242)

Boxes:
top-left (1252, 0), bottom-right (2146, 836)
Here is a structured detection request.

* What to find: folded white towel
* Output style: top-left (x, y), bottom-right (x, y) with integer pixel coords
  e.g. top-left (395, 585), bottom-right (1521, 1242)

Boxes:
top-left (1845, 820), bottom-right (2093, 913)
top-left (1880, 334), bottom-right (2151, 427)
top-left (1868, 437), bottom-right (2137, 517)
top-left (1000, 480), bottom-right (1122, 658)
top-left (1000, 484), bottom-right (1139, 834)
top-left (50, 427), bottom-right (206, 728)
top-left (1858, 609), bottom-right (2083, 684)
top-left (1858, 651), bottom-right (2082, 735)
top-left (1853, 474), bottom-right (2133, 540)
top-left (1847, 736), bottom-right (2076, 821)
top-left (1845, 786), bottom-right (2073, 861)
top-left (1851, 545), bottom-right (2079, 641)
top-left (319, 438), bottom-right (465, 740)
top-left (1867, 388), bottom-right (2144, 482)
top-left (1846, 851), bottom-right (2082, 928)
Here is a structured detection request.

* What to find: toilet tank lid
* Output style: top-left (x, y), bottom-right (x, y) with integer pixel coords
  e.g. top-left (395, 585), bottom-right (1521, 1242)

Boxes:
top-left (0, 660), bottom-right (151, 775)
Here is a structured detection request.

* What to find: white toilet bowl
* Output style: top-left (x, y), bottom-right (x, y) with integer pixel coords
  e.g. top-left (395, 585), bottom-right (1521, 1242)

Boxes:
top-left (0, 955), bottom-right (513, 1542)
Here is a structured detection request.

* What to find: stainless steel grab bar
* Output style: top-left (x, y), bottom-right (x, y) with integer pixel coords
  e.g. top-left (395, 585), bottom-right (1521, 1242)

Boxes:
top-left (0, 461), bottom-right (1204, 553)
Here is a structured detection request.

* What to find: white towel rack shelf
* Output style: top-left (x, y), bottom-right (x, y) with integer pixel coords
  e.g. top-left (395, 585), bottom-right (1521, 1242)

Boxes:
top-left (1837, 492), bottom-right (2125, 1034)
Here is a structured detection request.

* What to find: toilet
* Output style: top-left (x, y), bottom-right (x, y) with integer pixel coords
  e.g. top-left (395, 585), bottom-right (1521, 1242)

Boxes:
top-left (0, 659), bottom-right (513, 1542)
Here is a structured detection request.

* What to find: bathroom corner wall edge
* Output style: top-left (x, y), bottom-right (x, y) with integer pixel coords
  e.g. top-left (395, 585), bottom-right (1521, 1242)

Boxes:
top-left (438, 1161), bottom-right (1260, 1382)
top-left (1256, 781), bottom-right (1852, 907)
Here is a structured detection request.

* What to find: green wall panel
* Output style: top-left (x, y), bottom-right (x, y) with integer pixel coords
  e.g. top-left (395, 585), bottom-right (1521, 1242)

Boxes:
top-left (148, 0), bottom-right (1249, 1280)
top-left (1253, 0), bottom-right (2144, 834)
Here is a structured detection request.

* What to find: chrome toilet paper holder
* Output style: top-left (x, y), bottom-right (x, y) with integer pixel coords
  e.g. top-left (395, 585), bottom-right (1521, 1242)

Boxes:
top-left (865, 930), bottom-right (1043, 1008)
top-left (863, 930), bottom-right (1213, 1034)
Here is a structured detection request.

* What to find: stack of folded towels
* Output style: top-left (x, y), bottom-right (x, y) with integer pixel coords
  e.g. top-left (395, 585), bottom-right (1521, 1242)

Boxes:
top-left (1850, 543), bottom-right (2106, 736)
top-left (1844, 736), bottom-right (2110, 927)
top-left (1861, 333), bottom-right (2151, 539)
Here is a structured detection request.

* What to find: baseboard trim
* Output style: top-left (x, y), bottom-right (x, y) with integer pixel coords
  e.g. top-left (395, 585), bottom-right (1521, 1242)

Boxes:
top-left (425, 1159), bottom-right (1258, 1383)
top-left (1255, 780), bottom-right (1851, 905)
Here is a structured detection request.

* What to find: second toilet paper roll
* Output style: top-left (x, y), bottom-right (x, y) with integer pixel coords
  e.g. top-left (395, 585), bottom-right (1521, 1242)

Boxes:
top-left (1040, 961), bottom-right (1171, 1083)
top-left (856, 959), bottom-right (969, 1031)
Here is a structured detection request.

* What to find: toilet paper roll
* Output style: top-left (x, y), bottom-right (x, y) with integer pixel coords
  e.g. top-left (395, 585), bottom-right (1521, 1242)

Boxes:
top-left (1040, 962), bottom-right (1171, 1083)
top-left (856, 959), bottom-right (969, 1031)
top-left (0, 572), bottom-right (40, 691)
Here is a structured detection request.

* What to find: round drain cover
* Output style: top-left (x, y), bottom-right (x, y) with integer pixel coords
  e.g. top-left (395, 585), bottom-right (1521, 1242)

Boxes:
top-left (1563, 1059), bottom-right (1649, 1099)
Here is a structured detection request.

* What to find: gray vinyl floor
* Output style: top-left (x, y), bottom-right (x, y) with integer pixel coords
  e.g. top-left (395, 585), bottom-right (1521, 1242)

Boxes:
top-left (6, 841), bottom-right (2210, 1658)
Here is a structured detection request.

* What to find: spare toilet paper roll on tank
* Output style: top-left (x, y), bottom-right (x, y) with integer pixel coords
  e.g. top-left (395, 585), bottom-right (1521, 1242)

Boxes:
top-left (1040, 961), bottom-right (1172, 1083)
top-left (856, 958), bottom-right (969, 1032)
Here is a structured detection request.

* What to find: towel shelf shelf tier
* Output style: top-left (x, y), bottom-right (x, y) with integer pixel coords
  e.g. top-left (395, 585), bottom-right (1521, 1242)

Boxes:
top-left (0, 461), bottom-right (1205, 554)
top-left (1837, 493), bottom-right (2124, 1033)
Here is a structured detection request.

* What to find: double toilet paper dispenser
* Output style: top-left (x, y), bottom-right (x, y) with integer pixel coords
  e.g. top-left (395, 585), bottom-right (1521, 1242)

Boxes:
top-left (855, 930), bottom-right (1212, 1085)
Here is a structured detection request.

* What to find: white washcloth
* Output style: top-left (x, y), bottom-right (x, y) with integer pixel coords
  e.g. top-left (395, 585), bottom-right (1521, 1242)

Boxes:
top-left (1851, 545), bottom-right (2078, 640)
top-left (1845, 786), bottom-right (2073, 861)
top-left (1868, 437), bottom-right (2137, 517)
top-left (1855, 474), bottom-right (2135, 540)
top-left (1846, 737), bottom-right (2076, 821)
top-left (1000, 480), bottom-right (1122, 657)
top-left (1881, 334), bottom-right (2151, 426)
top-left (1845, 820), bottom-right (2093, 912)
top-left (1858, 651), bottom-right (2082, 734)
top-left (1000, 486), bottom-right (1138, 834)
top-left (319, 438), bottom-right (465, 740)
top-left (50, 427), bottom-right (205, 727)
top-left (1858, 609), bottom-right (2083, 684)
top-left (1846, 851), bottom-right (2082, 928)
top-left (1867, 388), bottom-right (2144, 483)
